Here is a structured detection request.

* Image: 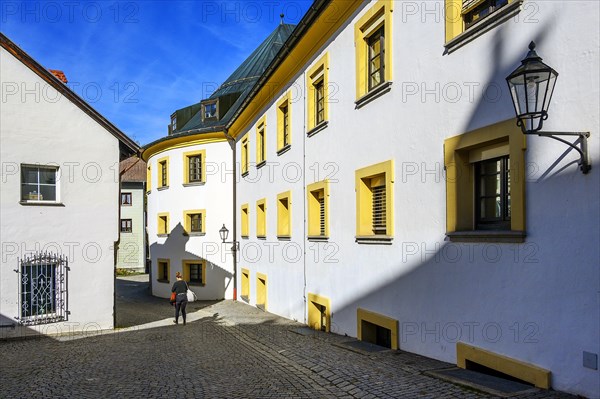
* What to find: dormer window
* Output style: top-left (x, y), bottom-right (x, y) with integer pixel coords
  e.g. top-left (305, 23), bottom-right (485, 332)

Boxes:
top-left (171, 115), bottom-right (177, 131)
top-left (202, 100), bottom-right (218, 121)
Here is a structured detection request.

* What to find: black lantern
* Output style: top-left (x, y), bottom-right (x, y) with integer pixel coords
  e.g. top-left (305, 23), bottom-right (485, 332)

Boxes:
top-left (219, 224), bottom-right (229, 243)
top-left (506, 42), bottom-right (591, 174)
top-left (506, 41), bottom-right (558, 134)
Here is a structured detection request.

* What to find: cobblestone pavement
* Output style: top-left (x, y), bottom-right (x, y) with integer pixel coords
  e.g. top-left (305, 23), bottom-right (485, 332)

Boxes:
top-left (0, 275), bottom-right (578, 399)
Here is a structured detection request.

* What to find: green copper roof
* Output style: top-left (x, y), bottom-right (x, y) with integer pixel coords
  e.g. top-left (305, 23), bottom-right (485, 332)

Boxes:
top-left (173, 23), bottom-right (296, 134)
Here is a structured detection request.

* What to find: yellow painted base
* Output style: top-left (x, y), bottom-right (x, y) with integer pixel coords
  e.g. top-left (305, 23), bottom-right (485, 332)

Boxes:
top-left (356, 308), bottom-right (398, 350)
top-left (456, 342), bottom-right (550, 389)
top-left (307, 293), bottom-right (331, 332)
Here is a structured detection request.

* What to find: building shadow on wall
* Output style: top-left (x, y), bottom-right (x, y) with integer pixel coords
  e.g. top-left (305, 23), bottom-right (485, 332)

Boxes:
top-left (149, 223), bottom-right (233, 301)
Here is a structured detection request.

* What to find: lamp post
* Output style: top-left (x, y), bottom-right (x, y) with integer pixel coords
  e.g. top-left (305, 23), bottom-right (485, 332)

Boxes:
top-left (506, 41), bottom-right (591, 174)
top-left (219, 224), bottom-right (239, 300)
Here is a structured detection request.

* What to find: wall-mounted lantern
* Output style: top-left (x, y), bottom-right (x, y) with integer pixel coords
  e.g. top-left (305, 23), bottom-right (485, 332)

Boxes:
top-left (506, 41), bottom-right (591, 174)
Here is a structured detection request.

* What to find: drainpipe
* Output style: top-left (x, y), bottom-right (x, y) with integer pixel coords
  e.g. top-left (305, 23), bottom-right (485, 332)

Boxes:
top-left (302, 71), bottom-right (307, 325)
top-left (224, 128), bottom-right (237, 301)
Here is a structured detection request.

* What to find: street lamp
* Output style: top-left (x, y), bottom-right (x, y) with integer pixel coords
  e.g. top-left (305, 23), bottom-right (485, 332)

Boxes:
top-left (219, 224), bottom-right (239, 250)
top-left (506, 41), bottom-right (591, 174)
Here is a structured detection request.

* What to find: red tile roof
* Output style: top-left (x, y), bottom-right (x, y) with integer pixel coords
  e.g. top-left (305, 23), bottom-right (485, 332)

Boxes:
top-left (48, 69), bottom-right (67, 83)
top-left (120, 156), bottom-right (147, 182)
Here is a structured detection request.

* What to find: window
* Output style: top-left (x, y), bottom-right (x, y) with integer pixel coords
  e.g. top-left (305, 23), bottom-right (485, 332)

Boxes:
top-left (183, 210), bottom-right (205, 235)
top-left (20, 164), bottom-right (59, 203)
top-left (277, 191), bottom-right (291, 238)
top-left (157, 157), bottom-right (169, 188)
top-left (241, 268), bottom-right (250, 301)
top-left (157, 259), bottom-right (170, 282)
top-left (307, 53), bottom-right (329, 134)
top-left (202, 100), bottom-right (218, 120)
top-left (444, 119), bottom-right (526, 242)
top-left (357, 308), bottom-right (399, 350)
top-left (277, 92), bottom-right (292, 153)
top-left (146, 165), bottom-right (152, 193)
top-left (308, 293), bottom-right (330, 332)
top-left (157, 213), bottom-right (170, 236)
top-left (171, 114), bottom-right (177, 131)
top-left (17, 252), bottom-right (68, 325)
top-left (355, 0), bottom-right (393, 101)
top-left (307, 180), bottom-right (329, 239)
top-left (355, 160), bottom-right (394, 243)
top-left (241, 204), bottom-right (249, 237)
top-left (183, 260), bottom-right (206, 286)
top-left (256, 199), bottom-right (266, 238)
top-left (256, 116), bottom-right (266, 166)
top-left (445, 0), bottom-right (518, 47)
top-left (121, 192), bottom-right (132, 205)
top-left (241, 134), bottom-right (249, 175)
top-left (476, 156), bottom-right (511, 230)
top-left (121, 219), bottom-right (132, 233)
top-left (183, 150), bottom-right (206, 184)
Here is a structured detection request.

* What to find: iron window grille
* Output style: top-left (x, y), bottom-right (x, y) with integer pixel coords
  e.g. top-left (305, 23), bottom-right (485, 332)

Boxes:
top-left (372, 184), bottom-right (387, 235)
top-left (315, 79), bottom-right (325, 125)
top-left (282, 104), bottom-right (290, 147)
top-left (367, 26), bottom-right (385, 90)
top-left (319, 194), bottom-right (326, 236)
top-left (121, 219), bottom-right (133, 233)
top-left (463, 0), bottom-right (509, 29)
top-left (190, 214), bottom-right (202, 233)
top-left (21, 165), bottom-right (58, 202)
top-left (189, 263), bottom-right (203, 285)
top-left (475, 156), bottom-right (511, 230)
top-left (121, 192), bottom-right (132, 205)
top-left (15, 252), bottom-right (69, 326)
top-left (160, 161), bottom-right (167, 187)
top-left (258, 124), bottom-right (266, 163)
top-left (188, 155), bottom-right (203, 182)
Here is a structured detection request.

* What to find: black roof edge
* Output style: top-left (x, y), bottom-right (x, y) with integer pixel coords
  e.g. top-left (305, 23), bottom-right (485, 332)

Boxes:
top-left (142, 125), bottom-right (227, 151)
top-left (225, 0), bottom-right (331, 134)
top-left (0, 32), bottom-right (140, 157)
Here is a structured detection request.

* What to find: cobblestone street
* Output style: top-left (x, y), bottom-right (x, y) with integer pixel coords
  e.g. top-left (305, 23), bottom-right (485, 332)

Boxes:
top-left (0, 276), bottom-right (578, 399)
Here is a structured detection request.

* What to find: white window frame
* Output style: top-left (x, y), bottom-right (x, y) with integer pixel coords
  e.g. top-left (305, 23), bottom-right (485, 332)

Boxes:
top-left (20, 164), bottom-right (60, 205)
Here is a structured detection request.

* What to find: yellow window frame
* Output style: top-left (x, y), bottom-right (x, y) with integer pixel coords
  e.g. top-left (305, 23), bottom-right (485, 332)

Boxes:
top-left (307, 180), bottom-right (330, 238)
top-left (146, 164), bottom-right (152, 193)
top-left (277, 91), bottom-right (292, 151)
top-left (241, 204), bottom-right (249, 237)
top-left (157, 156), bottom-right (169, 188)
top-left (444, 119), bottom-right (526, 236)
top-left (182, 259), bottom-right (206, 286)
top-left (256, 199), bottom-right (267, 238)
top-left (445, 0), bottom-right (517, 43)
top-left (157, 212), bottom-right (170, 236)
top-left (354, 0), bottom-right (393, 100)
top-left (277, 191), bottom-right (292, 237)
top-left (183, 209), bottom-right (206, 234)
top-left (183, 149), bottom-right (206, 184)
top-left (355, 160), bottom-right (394, 237)
top-left (308, 293), bottom-right (331, 332)
top-left (306, 52), bottom-right (329, 131)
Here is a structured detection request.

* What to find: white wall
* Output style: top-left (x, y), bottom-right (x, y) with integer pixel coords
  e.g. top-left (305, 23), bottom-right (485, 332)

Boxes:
top-left (0, 46), bottom-right (122, 336)
top-left (146, 141), bottom-right (234, 300)
top-left (235, 1), bottom-right (600, 397)
top-left (117, 183), bottom-right (146, 272)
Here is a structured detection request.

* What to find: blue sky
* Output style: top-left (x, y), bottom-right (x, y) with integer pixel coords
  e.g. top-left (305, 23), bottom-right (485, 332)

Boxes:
top-left (1, 0), bottom-right (313, 146)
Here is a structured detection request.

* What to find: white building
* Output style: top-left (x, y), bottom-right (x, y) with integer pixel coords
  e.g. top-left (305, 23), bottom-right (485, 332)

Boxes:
top-left (227, 1), bottom-right (599, 397)
top-left (0, 33), bottom-right (139, 337)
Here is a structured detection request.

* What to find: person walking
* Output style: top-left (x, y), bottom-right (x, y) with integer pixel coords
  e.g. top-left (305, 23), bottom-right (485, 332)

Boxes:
top-left (171, 272), bottom-right (188, 325)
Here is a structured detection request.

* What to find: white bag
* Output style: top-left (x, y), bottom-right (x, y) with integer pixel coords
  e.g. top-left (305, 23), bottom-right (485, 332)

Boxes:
top-left (186, 283), bottom-right (197, 302)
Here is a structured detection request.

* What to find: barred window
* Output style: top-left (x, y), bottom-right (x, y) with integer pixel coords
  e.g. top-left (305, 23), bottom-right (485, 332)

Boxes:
top-left (188, 155), bottom-right (202, 182)
top-left (282, 104), bottom-right (289, 147)
top-left (17, 253), bottom-right (68, 325)
top-left (463, 0), bottom-right (509, 29)
top-left (315, 79), bottom-right (325, 125)
top-left (190, 214), bottom-right (202, 232)
top-left (367, 26), bottom-right (385, 90)
top-left (372, 184), bottom-right (386, 234)
top-left (319, 194), bottom-right (326, 236)
top-left (159, 160), bottom-right (168, 187)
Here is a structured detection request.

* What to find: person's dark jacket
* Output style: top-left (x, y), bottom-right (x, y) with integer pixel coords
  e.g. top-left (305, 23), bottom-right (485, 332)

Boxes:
top-left (171, 280), bottom-right (187, 295)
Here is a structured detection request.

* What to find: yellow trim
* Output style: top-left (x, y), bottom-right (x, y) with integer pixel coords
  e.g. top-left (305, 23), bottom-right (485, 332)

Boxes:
top-left (146, 164), bottom-right (152, 192)
top-left (355, 160), bottom-right (394, 237)
top-left (255, 115), bottom-right (267, 164)
top-left (157, 212), bottom-right (170, 235)
top-left (182, 259), bottom-right (206, 286)
top-left (256, 198), bottom-right (267, 238)
top-left (456, 342), bottom-right (550, 389)
top-left (307, 180), bottom-right (330, 237)
top-left (354, 0), bottom-right (393, 99)
top-left (141, 132), bottom-right (227, 161)
top-left (183, 149), bottom-right (206, 184)
top-left (183, 209), bottom-right (206, 234)
top-left (444, 119), bottom-right (526, 233)
top-left (307, 52), bottom-right (329, 131)
top-left (256, 272), bottom-right (267, 310)
top-left (307, 293), bottom-right (331, 332)
top-left (229, 1), bottom-right (363, 138)
top-left (277, 91), bottom-right (292, 150)
top-left (445, 0), bottom-right (516, 43)
top-left (241, 268), bottom-right (250, 299)
top-left (357, 308), bottom-right (398, 350)
top-left (277, 191), bottom-right (292, 237)
top-left (157, 156), bottom-right (169, 188)
top-left (157, 258), bottom-right (170, 282)
top-left (241, 204), bottom-right (249, 237)
top-left (241, 133), bottom-right (249, 174)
